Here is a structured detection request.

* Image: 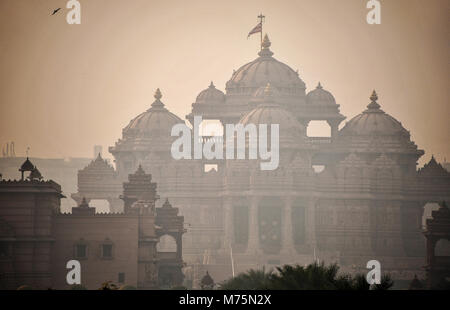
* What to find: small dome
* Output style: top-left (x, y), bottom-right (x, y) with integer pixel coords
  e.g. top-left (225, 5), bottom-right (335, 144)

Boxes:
top-left (19, 157), bottom-right (34, 172)
top-left (123, 89), bottom-right (184, 139)
top-left (306, 82), bottom-right (336, 105)
top-left (339, 91), bottom-right (408, 137)
top-left (337, 91), bottom-right (422, 156)
top-left (226, 34), bottom-right (305, 92)
top-left (195, 82), bottom-right (225, 104)
top-left (240, 84), bottom-right (302, 130)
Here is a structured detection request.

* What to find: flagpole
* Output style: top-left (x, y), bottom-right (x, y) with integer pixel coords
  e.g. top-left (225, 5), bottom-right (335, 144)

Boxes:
top-left (258, 13), bottom-right (265, 50)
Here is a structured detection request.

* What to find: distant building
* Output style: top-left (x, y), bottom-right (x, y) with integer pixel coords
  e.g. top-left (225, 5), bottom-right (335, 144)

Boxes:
top-left (0, 156), bottom-right (92, 213)
top-left (71, 35), bottom-right (450, 285)
top-left (93, 145), bottom-right (103, 159)
top-left (2, 33), bottom-right (449, 288)
top-left (0, 158), bottom-right (185, 289)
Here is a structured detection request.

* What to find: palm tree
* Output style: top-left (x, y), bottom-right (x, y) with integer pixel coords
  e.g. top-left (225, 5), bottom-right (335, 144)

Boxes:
top-left (219, 267), bottom-right (273, 290)
top-left (220, 262), bottom-right (394, 290)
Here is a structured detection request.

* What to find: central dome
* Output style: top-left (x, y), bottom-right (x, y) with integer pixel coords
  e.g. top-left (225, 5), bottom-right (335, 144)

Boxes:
top-left (226, 34), bottom-right (305, 94)
top-left (238, 84), bottom-right (306, 149)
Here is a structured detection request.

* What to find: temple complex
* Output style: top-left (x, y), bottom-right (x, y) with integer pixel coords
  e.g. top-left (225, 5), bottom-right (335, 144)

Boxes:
top-left (1, 33), bottom-right (449, 288)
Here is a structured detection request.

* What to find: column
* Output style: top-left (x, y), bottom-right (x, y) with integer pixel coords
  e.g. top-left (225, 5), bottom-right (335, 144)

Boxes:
top-left (327, 120), bottom-right (340, 142)
top-left (246, 197), bottom-right (260, 254)
top-left (281, 197), bottom-right (295, 255)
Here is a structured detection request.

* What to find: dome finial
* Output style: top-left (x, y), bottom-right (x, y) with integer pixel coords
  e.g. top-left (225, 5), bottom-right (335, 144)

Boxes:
top-left (367, 89), bottom-right (381, 110)
top-left (209, 81), bottom-right (215, 88)
top-left (370, 90), bottom-right (378, 102)
top-left (258, 33), bottom-right (274, 57)
top-left (317, 82), bottom-right (323, 89)
top-left (154, 88), bottom-right (162, 100)
top-left (151, 88), bottom-right (165, 108)
top-left (261, 34), bottom-right (271, 49)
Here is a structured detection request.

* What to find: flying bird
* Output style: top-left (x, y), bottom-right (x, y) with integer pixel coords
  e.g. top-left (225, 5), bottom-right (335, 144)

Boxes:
top-left (51, 8), bottom-right (61, 15)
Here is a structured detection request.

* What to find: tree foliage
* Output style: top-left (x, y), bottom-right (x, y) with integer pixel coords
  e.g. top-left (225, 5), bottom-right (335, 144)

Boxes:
top-left (220, 262), bottom-right (394, 290)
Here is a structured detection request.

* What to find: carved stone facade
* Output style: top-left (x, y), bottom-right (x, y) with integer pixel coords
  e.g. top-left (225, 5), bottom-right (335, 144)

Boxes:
top-left (0, 160), bottom-right (184, 289)
top-left (70, 35), bottom-right (450, 285)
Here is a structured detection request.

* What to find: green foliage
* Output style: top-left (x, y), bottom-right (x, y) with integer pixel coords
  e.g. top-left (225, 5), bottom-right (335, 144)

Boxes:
top-left (220, 262), bottom-right (394, 290)
top-left (220, 267), bottom-right (273, 290)
top-left (372, 274), bottom-right (394, 290)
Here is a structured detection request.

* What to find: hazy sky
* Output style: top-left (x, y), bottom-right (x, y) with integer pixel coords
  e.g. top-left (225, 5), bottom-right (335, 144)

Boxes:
top-left (0, 0), bottom-right (448, 166)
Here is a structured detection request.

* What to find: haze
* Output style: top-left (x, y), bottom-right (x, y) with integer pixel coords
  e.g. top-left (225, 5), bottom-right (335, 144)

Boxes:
top-left (0, 0), bottom-right (448, 166)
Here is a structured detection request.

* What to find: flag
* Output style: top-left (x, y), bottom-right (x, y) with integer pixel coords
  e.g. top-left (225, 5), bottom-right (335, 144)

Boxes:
top-left (247, 22), bottom-right (262, 38)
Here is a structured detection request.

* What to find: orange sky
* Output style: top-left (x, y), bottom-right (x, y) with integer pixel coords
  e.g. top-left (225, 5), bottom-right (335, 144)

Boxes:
top-left (0, 0), bottom-right (448, 166)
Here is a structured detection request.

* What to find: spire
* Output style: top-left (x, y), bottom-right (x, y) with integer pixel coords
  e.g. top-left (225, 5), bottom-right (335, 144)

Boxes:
top-left (79, 197), bottom-right (90, 208)
top-left (135, 164), bottom-right (145, 175)
top-left (162, 198), bottom-right (172, 208)
top-left (258, 34), bottom-right (274, 57)
top-left (317, 82), bottom-right (323, 89)
top-left (151, 88), bottom-right (165, 109)
top-left (261, 33), bottom-right (271, 48)
top-left (95, 152), bottom-right (103, 161)
top-left (366, 90), bottom-right (381, 110)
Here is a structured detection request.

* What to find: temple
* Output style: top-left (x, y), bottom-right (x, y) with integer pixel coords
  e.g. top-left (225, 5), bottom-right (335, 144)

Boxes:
top-left (1, 33), bottom-right (449, 289)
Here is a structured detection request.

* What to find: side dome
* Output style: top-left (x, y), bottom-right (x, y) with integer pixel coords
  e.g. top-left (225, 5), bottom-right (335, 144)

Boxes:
top-left (337, 91), bottom-right (423, 156)
top-left (306, 82), bottom-right (336, 105)
top-left (195, 81), bottom-right (225, 105)
top-left (226, 34), bottom-right (305, 94)
top-left (339, 91), bottom-right (408, 137)
top-left (122, 88), bottom-right (184, 139)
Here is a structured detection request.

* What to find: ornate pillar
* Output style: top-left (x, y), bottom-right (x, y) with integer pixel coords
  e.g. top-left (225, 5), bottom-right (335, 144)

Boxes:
top-left (327, 120), bottom-right (340, 142)
top-left (281, 197), bottom-right (295, 255)
top-left (246, 196), bottom-right (260, 254)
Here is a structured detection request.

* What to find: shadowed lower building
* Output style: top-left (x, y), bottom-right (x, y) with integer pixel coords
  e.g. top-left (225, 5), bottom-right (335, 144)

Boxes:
top-left (423, 202), bottom-right (450, 289)
top-left (0, 159), bottom-right (185, 289)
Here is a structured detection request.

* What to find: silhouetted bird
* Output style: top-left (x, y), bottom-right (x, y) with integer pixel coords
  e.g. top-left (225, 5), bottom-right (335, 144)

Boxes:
top-left (51, 8), bottom-right (61, 16)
